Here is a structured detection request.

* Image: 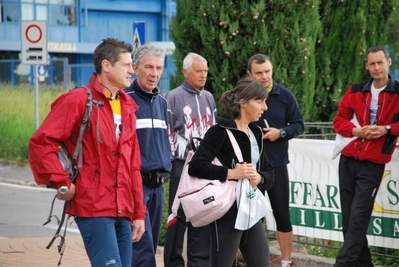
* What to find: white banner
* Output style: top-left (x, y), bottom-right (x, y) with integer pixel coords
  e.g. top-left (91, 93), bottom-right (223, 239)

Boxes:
top-left (266, 139), bottom-right (399, 249)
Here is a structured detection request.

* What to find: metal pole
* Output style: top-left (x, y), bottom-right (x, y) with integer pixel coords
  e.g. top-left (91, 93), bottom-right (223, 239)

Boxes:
top-left (35, 64), bottom-right (39, 129)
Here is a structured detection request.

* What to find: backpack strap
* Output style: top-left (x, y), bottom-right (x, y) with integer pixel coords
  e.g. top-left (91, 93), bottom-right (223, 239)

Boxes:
top-left (71, 86), bottom-right (105, 171)
top-left (72, 86), bottom-right (92, 170)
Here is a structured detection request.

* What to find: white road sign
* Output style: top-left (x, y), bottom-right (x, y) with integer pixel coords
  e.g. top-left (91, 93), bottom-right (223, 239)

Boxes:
top-left (21, 21), bottom-right (48, 65)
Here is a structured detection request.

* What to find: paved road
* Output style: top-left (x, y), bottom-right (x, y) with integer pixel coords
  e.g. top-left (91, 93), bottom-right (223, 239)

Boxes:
top-left (1, 163), bottom-right (346, 267)
top-left (0, 163), bottom-right (164, 267)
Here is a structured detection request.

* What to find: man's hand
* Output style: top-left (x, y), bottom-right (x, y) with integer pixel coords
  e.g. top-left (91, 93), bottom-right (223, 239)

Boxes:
top-left (262, 127), bottom-right (281, 142)
top-left (353, 125), bottom-right (387, 140)
top-left (132, 220), bottom-right (145, 243)
top-left (56, 183), bottom-right (76, 200)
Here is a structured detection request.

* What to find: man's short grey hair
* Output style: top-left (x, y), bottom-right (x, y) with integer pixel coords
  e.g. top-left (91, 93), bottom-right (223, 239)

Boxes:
top-left (134, 43), bottom-right (165, 67)
top-left (183, 53), bottom-right (207, 71)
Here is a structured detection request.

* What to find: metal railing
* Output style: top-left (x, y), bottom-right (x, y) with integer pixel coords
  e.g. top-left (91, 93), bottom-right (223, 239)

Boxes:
top-left (298, 122), bottom-right (336, 140)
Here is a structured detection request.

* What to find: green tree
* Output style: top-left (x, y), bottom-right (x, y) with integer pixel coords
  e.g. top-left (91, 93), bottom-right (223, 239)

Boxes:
top-left (261, 1), bottom-right (321, 121)
top-left (170, 0), bottom-right (321, 121)
top-left (169, 0), bottom-right (204, 89)
top-left (387, 1), bottom-right (399, 59)
top-left (314, 0), bottom-right (394, 121)
top-left (170, 0), bottom-right (394, 122)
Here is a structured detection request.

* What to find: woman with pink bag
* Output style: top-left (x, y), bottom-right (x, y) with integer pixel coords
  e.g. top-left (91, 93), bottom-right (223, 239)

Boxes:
top-left (188, 77), bottom-right (275, 267)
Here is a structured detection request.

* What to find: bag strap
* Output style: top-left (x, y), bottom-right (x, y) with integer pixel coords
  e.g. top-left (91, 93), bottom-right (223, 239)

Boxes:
top-left (190, 137), bottom-right (203, 152)
top-left (225, 129), bottom-right (243, 163)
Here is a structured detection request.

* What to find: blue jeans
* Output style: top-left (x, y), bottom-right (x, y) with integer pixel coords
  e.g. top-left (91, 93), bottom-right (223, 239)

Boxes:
top-left (75, 217), bottom-right (132, 267)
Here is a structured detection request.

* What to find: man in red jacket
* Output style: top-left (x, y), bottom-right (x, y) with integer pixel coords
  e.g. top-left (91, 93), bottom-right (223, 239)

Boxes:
top-left (333, 45), bottom-right (399, 267)
top-left (29, 38), bottom-right (146, 267)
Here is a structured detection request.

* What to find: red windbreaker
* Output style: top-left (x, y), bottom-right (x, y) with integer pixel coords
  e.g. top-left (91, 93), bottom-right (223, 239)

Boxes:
top-left (333, 77), bottom-right (399, 164)
top-left (29, 73), bottom-right (146, 221)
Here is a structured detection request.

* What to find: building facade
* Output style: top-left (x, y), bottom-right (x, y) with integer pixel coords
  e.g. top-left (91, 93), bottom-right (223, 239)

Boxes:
top-left (0, 0), bottom-right (176, 93)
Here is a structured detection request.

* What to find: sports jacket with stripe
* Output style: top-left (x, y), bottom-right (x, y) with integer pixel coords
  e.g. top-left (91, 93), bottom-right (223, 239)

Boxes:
top-left (333, 75), bottom-right (399, 164)
top-left (124, 79), bottom-right (172, 173)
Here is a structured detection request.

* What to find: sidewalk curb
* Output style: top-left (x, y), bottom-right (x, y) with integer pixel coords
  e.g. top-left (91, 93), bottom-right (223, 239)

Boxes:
top-left (0, 177), bottom-right (38, 187)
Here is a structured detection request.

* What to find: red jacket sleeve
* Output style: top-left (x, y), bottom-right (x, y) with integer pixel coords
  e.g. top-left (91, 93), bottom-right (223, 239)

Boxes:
top-left (28, 91), bottom-right (83, 189)
top-left (333, 85), bottom-right (358, 137)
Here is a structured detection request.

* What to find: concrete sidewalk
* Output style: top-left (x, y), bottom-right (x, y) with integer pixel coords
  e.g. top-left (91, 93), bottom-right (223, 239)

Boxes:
top-left (0, 162), bottom-right (165, 267)
top-left (0, 236), bottom-right (165, 267)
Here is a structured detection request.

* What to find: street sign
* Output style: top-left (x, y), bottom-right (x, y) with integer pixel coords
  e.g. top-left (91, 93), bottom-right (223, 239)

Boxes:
top-left (21, 21), bottom-right (48, 65)
top-left (133, 21), bottom-right (146, 55)
top-left (38, 65), bottom-right (47, 76)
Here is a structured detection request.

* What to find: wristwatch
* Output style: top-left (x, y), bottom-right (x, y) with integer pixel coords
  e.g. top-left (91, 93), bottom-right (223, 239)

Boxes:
top-left (280, 128), bottom-right (287, 138)
top-left (58, 186), bottom-right (69, 195)
top-left (385, 125), bottom-right (391, 133)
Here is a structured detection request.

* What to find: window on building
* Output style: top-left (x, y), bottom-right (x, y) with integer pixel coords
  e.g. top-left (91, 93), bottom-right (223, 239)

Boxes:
top-left (36, 4), bottom-right (47, 20)
top-left (50, 0), bottom-right (76, 26)
top-left (1, 0), bottom-right (76, 26)
top-left (21, 2), bottom-right (33, 20)
top-left (1, 2), bottom-right (19, 22)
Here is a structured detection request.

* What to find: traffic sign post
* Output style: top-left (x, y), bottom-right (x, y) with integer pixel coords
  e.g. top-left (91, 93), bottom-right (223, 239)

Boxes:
top-left (133, 21), bottom-right (146, 56)
top-left (21, 21), bottom-right (48, 65)
top-left (21, 20), bottom-right (48, 129)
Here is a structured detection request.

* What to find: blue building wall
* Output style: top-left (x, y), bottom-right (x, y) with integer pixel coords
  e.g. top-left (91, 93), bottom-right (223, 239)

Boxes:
top-left (0, 0), bottom-right (176, 93)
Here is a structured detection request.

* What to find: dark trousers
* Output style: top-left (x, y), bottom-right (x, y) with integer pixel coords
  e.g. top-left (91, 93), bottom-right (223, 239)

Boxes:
top-left (209, 204), bottom-right (270, 267)
top-left (163, 159), bottom-right (211, 267)
top-left (334, 155), bottom-right (385, 267)
top-left (132, 184), bottom-right (164, 267)
top-left (267, 165), bottom-right (292, 232)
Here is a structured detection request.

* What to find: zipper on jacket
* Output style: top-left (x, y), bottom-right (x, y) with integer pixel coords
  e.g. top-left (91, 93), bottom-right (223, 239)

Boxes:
top-left (357, 138), bottom-right (365, 160)
top-left (150, 94), bottom-right (165, 168)
top-left (195, 94), bottom-right (204, 133)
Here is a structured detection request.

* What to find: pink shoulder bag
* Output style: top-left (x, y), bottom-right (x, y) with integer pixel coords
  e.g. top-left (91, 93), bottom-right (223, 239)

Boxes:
top-left (172, 129), bottom-right (241, 227)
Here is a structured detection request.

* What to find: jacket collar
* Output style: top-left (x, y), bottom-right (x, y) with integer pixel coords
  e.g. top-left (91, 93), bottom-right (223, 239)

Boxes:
top-left (181, 80), bottom-right (204, 95)
top-left (268, 81), bottom-right (281, 95)
top-left (216, 113), bottom-right (262, 134)
top-left (131, 79), bottom-right (160, 100)
top-left (88, 73), bottom-right (138, 111)
top-left (362, 74), bottom-right (395, 92)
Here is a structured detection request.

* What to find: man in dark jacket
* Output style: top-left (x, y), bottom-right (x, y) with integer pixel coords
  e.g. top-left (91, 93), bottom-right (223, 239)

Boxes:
top-left (333, 46), bottom-right (399, 267)
top-left (124, 43), bottom-right (172, 267)
top-left (248, 54), bottom-right (305, 267)
top-left (164, 53), bottom-right (216, 267)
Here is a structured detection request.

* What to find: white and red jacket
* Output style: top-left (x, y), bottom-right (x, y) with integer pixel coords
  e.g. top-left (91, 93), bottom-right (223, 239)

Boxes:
top-left (333, 75), bottom-right (399, 164)
top-left (29, 73), bottom-right (146, 222)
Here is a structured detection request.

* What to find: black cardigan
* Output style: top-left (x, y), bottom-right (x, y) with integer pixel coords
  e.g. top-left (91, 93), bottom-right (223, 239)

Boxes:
top-left (188, 113), bottom-right (274, 192)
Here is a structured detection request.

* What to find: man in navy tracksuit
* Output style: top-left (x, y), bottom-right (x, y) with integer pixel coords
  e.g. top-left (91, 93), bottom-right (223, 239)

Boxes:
top-left (124, 43), bottom-right (172, 267)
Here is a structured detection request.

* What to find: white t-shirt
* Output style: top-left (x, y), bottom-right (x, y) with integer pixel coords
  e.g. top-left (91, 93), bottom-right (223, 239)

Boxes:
top-left (370, 82), bottom-right (386, 125)
top-left (249, 128), bottom-right (260, 169)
